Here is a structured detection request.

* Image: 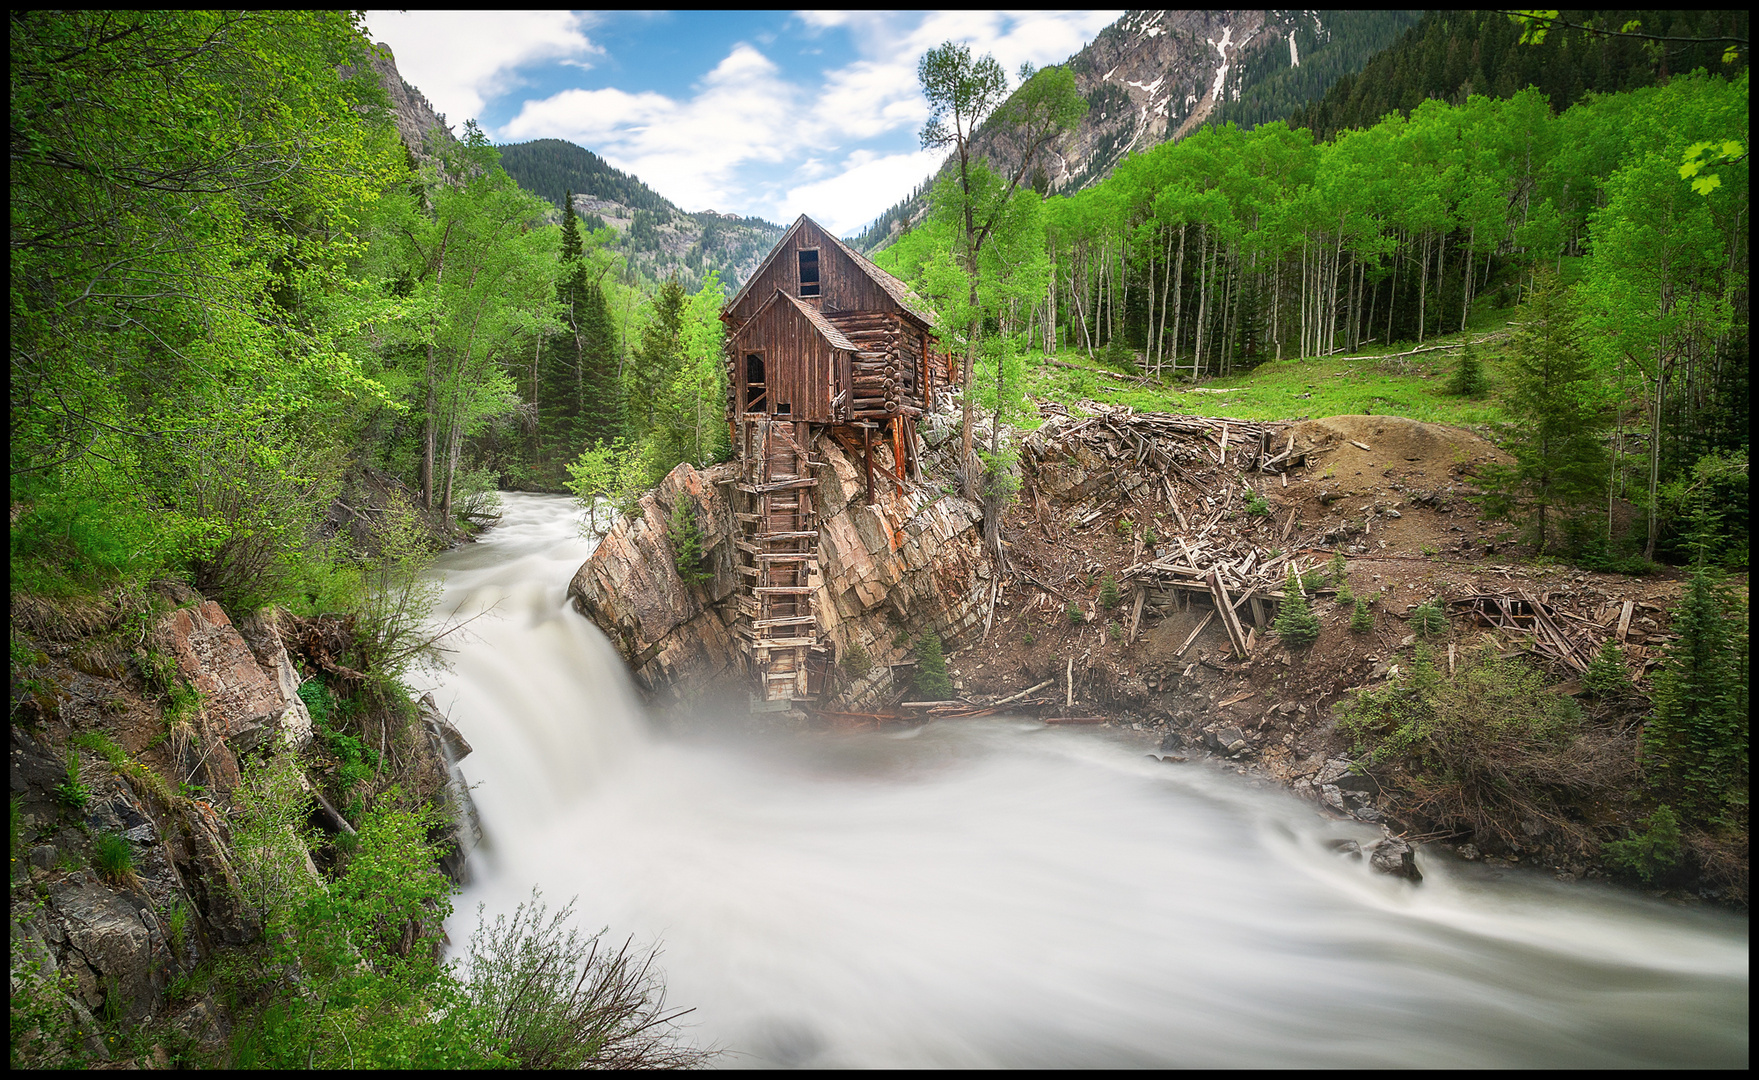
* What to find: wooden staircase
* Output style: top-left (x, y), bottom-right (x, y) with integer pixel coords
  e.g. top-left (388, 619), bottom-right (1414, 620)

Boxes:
top-left (733, 417), bottom-right (824, 705)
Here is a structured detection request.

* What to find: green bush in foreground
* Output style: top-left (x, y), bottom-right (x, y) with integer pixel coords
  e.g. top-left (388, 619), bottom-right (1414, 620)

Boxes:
top-left (1601, 804), bottom-right (1684, 883)
top-left (1349, 598), bottom-right (1374, 633)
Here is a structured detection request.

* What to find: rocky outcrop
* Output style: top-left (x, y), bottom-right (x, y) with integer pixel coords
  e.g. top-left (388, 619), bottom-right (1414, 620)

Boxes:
top-left (569, 429), bottom-right (995, 710)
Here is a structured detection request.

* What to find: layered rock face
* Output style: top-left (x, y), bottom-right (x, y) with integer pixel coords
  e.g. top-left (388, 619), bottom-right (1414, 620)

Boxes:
top-left (568, 432), bottom-right (995, 710)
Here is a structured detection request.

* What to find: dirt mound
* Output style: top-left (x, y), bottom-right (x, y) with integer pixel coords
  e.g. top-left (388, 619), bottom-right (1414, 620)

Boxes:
top-left (1294, 415), bottom-right (1508, 483)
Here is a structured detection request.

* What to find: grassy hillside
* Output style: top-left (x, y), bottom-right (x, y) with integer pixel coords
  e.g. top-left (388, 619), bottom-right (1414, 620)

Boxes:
top-left (1017, 321), bottom-right (1514, 433)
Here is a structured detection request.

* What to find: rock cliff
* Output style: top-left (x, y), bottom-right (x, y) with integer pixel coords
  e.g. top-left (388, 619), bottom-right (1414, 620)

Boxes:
top-left (9, 584), bottom-right (477, 1064)
top-left (569, 428), bottom-right (996, 711)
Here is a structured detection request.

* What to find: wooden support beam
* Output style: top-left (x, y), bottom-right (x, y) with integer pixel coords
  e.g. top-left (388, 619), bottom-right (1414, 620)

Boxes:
top-left (1206, 569), bottom-right (1251, 658)
top-left (1127, 584), bottom-right (1147, 643)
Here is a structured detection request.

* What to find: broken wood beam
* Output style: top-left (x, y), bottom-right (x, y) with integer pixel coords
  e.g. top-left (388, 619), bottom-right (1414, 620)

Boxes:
top-left (1206, 569), bottom-right (1252, 659)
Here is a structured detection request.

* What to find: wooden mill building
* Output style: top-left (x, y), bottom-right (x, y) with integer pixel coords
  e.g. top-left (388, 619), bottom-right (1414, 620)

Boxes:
top-left (719, 214), bottom-right (953, 705)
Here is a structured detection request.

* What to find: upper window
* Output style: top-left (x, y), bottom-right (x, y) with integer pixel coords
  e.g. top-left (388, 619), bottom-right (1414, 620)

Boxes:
top-left (797, 249), bottom-right (820, 297)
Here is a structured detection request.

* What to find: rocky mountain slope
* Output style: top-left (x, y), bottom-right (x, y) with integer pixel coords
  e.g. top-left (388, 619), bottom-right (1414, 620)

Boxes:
top-left (496, 139), bottom-right (785, 291)
top-left (853, 9), bottom-right (1420, 252)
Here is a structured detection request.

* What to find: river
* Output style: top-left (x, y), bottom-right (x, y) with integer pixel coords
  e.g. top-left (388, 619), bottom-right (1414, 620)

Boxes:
top-left (426, 492), bottom-right (1746, 1068)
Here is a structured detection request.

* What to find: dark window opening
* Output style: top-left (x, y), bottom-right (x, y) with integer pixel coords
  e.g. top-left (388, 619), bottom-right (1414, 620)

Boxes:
top-left (744, 353), bottom-right (766, 413)
top-left (775, 401), bottom-right (792, 416)
top-left (797, 249), bottom-right (820, 297)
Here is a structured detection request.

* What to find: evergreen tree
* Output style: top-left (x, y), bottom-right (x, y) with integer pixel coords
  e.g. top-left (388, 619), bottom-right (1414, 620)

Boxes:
top-left (1349, 598), bottom-right (1374, 633)
top-left (625, 279), bottom-right (687, 443)
top-left (1641, 566), bottom-right (1749, 822)
top-left (915, 631), bottom-right (956, 699)
top-left (1447, 337), bottom-right (1488, 397)
top-left (1275, 566), bottom-right (1321, 647)
top-left (1482, 271), bottom-right (1608, 554)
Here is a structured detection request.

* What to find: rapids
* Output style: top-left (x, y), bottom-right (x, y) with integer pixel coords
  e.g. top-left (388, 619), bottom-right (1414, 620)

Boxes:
top-left (428, 492), bottom-right (1747, 1068)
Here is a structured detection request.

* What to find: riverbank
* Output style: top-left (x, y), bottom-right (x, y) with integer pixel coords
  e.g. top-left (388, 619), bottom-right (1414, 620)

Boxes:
top-left (568, 404), bottom-right (1746, 909)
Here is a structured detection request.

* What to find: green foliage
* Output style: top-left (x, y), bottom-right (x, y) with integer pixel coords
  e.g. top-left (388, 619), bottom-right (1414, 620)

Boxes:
top-left (1641, 566), bottom-right (1749, 823)
top-left (1582, 640), bottom-right (1635, 698)
top-left (54, 749), bottom-right (90, 811)
top-left (463, 889), bottom-right (714, 1068)
top-left (1064, 600), bottom-right (1085, 625)
top-left (915, 632), bottom-right (956, 700)
top-left (1601, 804), bottom-right (1685, 882)
top-left (1327, 551), bottom-right (1348, 584)
top-left (1099, 574), bottom-right (1120, 610)
top-left (90, 832), bottom-right (135, 886)
top-left (1244, 490), bottom-right (1271, 517)
top-left (1274, 567), bottom-right (1321, 648)
top-left (665, 499), bottom-right (712, 589)
top-left (840, 642), bottom-right (874, 680)
top-left (1108, 619), bottom-right (1122, 641)
top-left (1479, 271), bottom-right (1609, 554)
top-left (1446, 337), bottom-right (1489, 397)
top-left (1349, 598), bottom-right (1374, 633)
top-left (1658, 448), bottom-right (1749, 568)
top-left (1338, 645), bottom-right (1593, 842)
top-left (1412, 599), bottom-right (1449, 638)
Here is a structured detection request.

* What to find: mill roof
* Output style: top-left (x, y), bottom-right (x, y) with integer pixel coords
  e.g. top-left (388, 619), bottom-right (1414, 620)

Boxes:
top-left (726, 214), bottom-right (938, 329)
top-left (745, 288), bottom-right (857, 351)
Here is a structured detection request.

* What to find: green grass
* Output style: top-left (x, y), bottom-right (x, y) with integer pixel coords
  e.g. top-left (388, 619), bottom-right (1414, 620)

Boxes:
top-left (1019, 319), bottom-right (1514, 430)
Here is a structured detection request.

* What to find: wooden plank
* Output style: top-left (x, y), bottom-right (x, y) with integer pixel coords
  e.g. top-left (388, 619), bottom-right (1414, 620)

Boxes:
top-left (1173, 610), bottom-right (1215, 658)
top-left (1207, 569), bottom-right (1251, 658)
top-left (1349, 440), bottom-right (1371, 451)
top-left (753, 586), bottom-right (816, 594)
top-left (1616, 600), bottom-right (1635, 642)
top-left (1127, 585), bottom-right (1147, 643)
top-left (752, 615), bottom-right (817, 629)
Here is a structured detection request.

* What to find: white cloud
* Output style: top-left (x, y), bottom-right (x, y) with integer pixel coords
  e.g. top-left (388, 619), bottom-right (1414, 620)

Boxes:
top-left (362, 10), bottom-right (601, 125)
top-left (778, 148), bottom-right (948, 236)
top-left (370, 10), bottom-right (1123, 230)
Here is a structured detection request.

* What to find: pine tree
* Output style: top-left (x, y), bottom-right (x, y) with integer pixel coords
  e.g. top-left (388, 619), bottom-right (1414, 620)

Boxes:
top-left (1412, 598), bottom-right (1448, 638)
top-left (1582, 640), bottom-right (1634, 698)
top-left (626, 279), bottom-right (686, 443)
top-left (1641, 566), bottom-right (1749, 821)
top-left (1447, 336), bottom-right (1487, 397)
top-left (1481, 271), bottom-right (1607, 554)
top-left (916, 631), bottom-right (956, 699)
top-left (1275, 566), bottom-right (1321, 647)
top-left (1349, 598), bottom-right (1374, 633)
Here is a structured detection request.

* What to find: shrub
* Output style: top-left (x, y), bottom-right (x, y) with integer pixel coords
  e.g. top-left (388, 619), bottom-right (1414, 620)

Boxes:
top-left (1412, 599), bottom-right (1448, 638)
top-left (1099, 575), bottom-right (1120, 610)
top-left (1327, 551), bottom-right (1348, 585)
top-left (464, 889), bottom-right (714, 1069)
top-left (1349, 598), bottom-right (1374, 633)
top-left (1065, 601), bottom-right (1084, 625)
top-left (1108, 620), bottom-right (1121, 641)
top-left (91, 831), bottom-right (135, 886)
top-left (1338, 645), bottom-right (1614, 847)
top-left (1581, 641), bottom-right (1634, 698)
top-left (915, 632), bottom-right (955, 699)
top-left (839, 642), bottom-right (873, 679)
top-left (1601, 805), bottom-right (1684, 883)
top-left (1273, 567), bottom-right (1320, 648)
top-left (1143, 525), bottom-right (1157, 547)
top-left (666, 499), bottom-right (712, 588)
top-left (54, 749), bottom-right (90, 810)
top-left (1244, 490), bottom-right (1270, 517)
top-left (1641, 566), bottom-right (1748, 822)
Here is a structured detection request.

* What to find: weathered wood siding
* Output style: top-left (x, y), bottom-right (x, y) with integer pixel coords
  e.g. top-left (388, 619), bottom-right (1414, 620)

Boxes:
top-left (732, 297), bottom-right (844, 422)
top-left (728, 218), bottom-right (909, 329)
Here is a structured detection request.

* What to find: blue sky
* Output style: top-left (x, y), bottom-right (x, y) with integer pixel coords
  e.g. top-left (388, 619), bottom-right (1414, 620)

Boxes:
top-left (361, 10), bottom-right (1120, 235)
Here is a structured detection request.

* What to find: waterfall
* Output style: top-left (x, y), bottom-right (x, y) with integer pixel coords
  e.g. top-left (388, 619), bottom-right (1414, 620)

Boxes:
top-left (427, 493), bottom-right (1748, 1068)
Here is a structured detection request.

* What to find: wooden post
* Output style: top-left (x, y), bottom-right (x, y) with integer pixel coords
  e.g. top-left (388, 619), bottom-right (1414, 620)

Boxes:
top-left (863, 425), bottom-right (874, 505)
top-left (1207, 569), bottom-right (1251, 658)
top-left (892, 418), bottom-right (906, 482)
top-left (1127, 584), bottom-right (1147, 643)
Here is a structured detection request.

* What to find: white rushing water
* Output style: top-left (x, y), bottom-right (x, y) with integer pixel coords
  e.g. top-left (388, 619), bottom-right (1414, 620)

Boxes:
top-left (427, 492), bottom-right (1747, 1068)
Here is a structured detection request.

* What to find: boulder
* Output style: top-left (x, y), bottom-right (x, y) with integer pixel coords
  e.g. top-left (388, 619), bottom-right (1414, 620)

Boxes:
top-left (46, 875), bottom-right (169, 1022)
top-left (1205, 725), bottom-right (1249, 756)
top-left (1368, 833), bottom-right (1422, 881)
